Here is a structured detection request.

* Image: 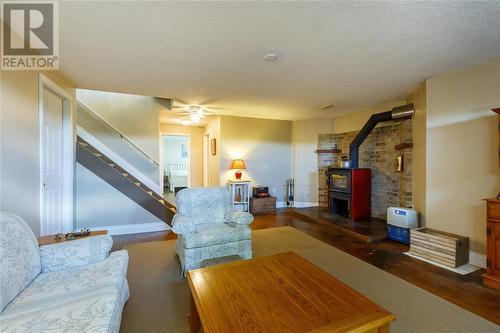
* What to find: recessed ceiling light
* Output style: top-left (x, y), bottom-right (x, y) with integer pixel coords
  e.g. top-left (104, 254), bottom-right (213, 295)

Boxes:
top-left (320, 104), bottom-right (334, 110)
top-left (263, 53), bottom-right (278, 62)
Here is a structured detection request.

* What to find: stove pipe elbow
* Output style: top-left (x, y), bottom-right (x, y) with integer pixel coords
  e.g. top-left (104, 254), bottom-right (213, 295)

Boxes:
top-left (391, 104), bottom-right (415, 120)
top-left (349, 103), bottom-right (415, 168)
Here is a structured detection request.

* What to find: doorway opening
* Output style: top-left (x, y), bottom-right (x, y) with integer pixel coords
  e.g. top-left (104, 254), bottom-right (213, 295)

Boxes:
top-left (162, 134), bottom-right (189, 202)
top-left (39, 74), bottom-right (75, 236)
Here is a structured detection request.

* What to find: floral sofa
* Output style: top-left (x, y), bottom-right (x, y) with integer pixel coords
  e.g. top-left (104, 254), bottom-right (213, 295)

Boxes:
top-left (0, 212), bottom-right (129, 333)
top-left (172, 187), bottom-right (254, 274)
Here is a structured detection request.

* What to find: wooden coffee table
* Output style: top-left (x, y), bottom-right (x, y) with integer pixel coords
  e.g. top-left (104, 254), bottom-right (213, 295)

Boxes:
top-left (187, 252), bottom-right (395, 333)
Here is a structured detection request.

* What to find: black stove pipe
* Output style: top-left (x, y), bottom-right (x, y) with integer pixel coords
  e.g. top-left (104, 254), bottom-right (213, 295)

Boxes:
top-left (349, 103), bottom-right (415, 168)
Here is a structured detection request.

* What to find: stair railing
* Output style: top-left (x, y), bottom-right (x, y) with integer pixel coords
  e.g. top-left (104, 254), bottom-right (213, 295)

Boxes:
top-left (76, 99), bottom-right (161, 194)
top-left (77, 99), bottom-right (159, 166)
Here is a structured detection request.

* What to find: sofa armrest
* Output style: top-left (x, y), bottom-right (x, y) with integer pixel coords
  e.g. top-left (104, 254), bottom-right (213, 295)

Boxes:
top-left (171, 213), bottom-right (196, 235)
top-left (226, 210), bottom-right (254, 225)
top-left (39, 235), bottom-right (113, 273)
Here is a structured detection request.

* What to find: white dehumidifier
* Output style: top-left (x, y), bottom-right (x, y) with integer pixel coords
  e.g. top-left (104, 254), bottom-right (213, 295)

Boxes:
top-left (387, 207), bottom-right (418, 244)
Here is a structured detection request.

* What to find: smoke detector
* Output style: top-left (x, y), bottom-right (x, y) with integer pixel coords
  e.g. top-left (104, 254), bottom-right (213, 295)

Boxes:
top-left (263, 53), bottom-right (278, 62)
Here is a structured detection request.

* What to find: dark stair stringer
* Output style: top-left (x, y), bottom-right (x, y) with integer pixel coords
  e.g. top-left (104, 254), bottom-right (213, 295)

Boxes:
top-left (76, 136), bottom-right (175, 226)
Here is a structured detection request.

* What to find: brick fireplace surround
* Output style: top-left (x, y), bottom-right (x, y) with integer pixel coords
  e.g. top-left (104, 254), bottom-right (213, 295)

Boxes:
top-left (318, 119), bottom-right (412, 219)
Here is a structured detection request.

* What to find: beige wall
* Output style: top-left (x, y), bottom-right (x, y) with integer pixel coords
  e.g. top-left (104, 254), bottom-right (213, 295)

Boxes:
top-left (160, 124), bottom-right (204, 187)
top-left (426, 58), bottom-right (500, 254)
top-left (408, 83), bottom-right (427, 225)
top-left (77, 89), bottom-right (162, 161)
top-left (1, 70), bottom-right (75, 236)
top-left (204, 117), bottom-right (221, 187)
top-left (219, 116), bottom-right (292, 203)
top-left (292, 118), bottom-right (335, 205)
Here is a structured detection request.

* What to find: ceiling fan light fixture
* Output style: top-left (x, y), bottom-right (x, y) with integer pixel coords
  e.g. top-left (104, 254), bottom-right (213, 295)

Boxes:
top-left (190, 113), bottom-right (201, 123)
top-left (175, 104), bottom-right (215, 125)
top-left (185, 105), bottom-right (203, 113)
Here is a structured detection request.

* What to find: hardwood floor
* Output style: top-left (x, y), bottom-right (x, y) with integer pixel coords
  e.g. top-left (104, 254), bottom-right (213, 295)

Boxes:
top-left (112, 209), bottom-right (500, 325)
top-left (290, 207), bottom-right (389, 242)
top-left (162, 190), bottom-right (176, 207)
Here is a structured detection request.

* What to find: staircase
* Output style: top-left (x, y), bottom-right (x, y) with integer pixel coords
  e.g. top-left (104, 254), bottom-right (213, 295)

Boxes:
top-left (76, 136), bottom-right (175, 225)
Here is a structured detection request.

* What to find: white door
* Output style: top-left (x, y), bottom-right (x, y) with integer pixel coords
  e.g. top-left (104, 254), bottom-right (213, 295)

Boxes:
top-left (41, 87), bottom-right (64, 235)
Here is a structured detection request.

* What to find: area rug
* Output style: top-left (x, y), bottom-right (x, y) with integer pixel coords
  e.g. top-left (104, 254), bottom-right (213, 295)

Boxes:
top-left (121, 226), bottom-right (498, 333)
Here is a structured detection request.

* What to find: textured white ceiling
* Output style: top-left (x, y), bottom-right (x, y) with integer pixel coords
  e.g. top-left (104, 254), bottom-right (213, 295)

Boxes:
top-left (59, 1), bottom-right (500, 121)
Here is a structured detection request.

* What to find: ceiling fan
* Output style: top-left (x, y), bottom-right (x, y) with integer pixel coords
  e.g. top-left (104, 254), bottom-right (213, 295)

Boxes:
top-left (171, 100), bottom-right (219, 125)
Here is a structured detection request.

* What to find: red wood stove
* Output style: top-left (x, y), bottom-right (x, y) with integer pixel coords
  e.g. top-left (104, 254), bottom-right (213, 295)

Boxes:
top-left (328, 168), bottom-right (371, 221)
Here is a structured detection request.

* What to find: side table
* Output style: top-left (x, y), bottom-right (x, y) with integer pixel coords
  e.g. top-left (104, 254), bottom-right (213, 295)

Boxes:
top-left (38, 230), bottom-right (108, 246)
top-left (227, 180), bottom-right (251, 212)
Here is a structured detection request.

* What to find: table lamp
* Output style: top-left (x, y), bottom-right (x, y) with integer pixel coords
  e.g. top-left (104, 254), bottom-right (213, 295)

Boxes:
top-left (230, 159), bottom-right (246, 180)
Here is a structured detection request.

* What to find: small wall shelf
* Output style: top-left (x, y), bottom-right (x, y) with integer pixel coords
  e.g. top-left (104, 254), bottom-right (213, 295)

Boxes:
top-left (315, 149), bottom-right (342, 154)
top-left (394, 143), bottom-right (413, 150)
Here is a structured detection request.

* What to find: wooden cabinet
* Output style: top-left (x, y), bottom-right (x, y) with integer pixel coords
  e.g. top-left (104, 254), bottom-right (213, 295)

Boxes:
top-left (483, 199), bottom-right (500, 289)
top-left (250, 196), bottom-right (276, 214)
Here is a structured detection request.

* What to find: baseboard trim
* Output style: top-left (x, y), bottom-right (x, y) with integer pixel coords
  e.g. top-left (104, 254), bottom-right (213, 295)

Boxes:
top-left (294, 202), bottom-right (318, 208)
top-left (88, 222), bottom-right (170, 236)
top-left (469, 251), bottom-right (486, 268)
top-left (276, 201), bottom-right (318, 208)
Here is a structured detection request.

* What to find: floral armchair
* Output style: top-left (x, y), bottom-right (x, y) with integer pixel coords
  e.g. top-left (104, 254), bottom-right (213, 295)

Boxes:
top-left (0, 212), bottom-right (129, 332)
top-left (171, 187), bottom-right (254, 274)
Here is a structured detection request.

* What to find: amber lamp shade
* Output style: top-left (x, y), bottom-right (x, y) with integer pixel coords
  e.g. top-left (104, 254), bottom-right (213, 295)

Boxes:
top-left (230, 159), bottom-right (246, 180)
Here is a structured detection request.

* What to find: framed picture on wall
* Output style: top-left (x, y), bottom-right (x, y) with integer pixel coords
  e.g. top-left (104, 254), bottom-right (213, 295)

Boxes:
top-left (211, 138), bottom-right (217, 155)
top-left (493, 108), bottom-right (500, 167)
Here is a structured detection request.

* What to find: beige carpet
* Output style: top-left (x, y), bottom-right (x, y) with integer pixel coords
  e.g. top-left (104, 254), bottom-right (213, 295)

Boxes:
top-left (121, 227), bottom-right (498, 333)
